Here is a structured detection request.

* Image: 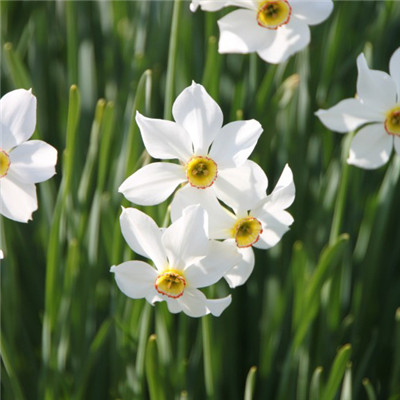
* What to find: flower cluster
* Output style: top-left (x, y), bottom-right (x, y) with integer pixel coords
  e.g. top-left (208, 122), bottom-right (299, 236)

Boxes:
top-left (112, 82), bottom-right (295, 317)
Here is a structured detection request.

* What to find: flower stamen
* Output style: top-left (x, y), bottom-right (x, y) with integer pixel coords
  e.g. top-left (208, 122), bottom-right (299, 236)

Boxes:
top-left (0, 150), bottom-right (11, 178)
top-left (232, 217), bottom-right (263, 248)
top-left (155, 270), bottom-right (186, 299)
top-left (257, 0), bottom-right (292, 30)
top-left (186, 156), bottom-right (218, 189)
top-left (385, 106), bottom-right (400, 136)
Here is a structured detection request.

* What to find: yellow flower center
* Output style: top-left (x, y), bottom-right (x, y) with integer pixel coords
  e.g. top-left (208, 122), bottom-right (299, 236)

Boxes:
top-left (0, 150), bottom-right (11, 178)
top-left (186, 156), bottom-right (218, 189)
top-left (257, 0), bottom-right (292, 29)
top-left (155, 270), bottom-right (186, 299)
top-left (384, 106), bottom-right (400, 136)
top-left (231, 217), bottom-right (263, 248)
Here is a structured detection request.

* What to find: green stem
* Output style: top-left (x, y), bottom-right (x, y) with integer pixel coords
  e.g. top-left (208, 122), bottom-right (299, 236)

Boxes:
top-left (329, 131), bottom-right (354, 244)
top-left (202, 316), bottom-right (215, 399)
top-left (163, 0), bottom-right (182, 120)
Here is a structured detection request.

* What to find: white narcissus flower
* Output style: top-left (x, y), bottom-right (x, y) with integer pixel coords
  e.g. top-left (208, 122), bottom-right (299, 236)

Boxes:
top-left (190, 0), bottom-right (333, 64)
top-left (316, 47), bottom-right (400, 169)
top-left (0, 89), bottom-right (57, 222)
top-left (111, 205), bottom-right (241, 318)
top-left (171, 164), bottom-right (295, 288)
top-left (119, 82), bottom-right (263, 207)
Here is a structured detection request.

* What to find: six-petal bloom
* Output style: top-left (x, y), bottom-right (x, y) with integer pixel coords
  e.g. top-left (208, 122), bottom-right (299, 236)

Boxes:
top-left (171, 164), bottom-right (295, 288)
top-left (0, 89), bottom-right (57, 222)
top-left (190, 0), bottom-right (333, 64)
top-left (316, 47), bottom-right (400, 169)
top-left (111, 205), bottom-right (241, 317)
top-left (119, 82), bottom-right (263, 207)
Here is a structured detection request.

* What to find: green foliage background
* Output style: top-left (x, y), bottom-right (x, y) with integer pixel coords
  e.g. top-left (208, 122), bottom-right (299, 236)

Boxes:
top-left (1, 1), bottom-right (400, 399)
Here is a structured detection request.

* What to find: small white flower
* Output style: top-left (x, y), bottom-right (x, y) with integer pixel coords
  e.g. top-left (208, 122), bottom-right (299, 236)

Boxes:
top-left (190, 0), bottom-right (333, 64)
top-left (171, 164), bottom-right (295, 288)
top-left (316, 47), bottom-right (400, 169)
top-left (0, 89), bottom-right (57, 222)
top-left (119, 82), bottom-right (263, 207)
top-left (111, 205), bottom-right (241, 318)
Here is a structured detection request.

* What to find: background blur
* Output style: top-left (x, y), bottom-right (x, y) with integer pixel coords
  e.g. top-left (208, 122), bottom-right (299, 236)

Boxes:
top-left (1, 1), bottom-right (400, 399)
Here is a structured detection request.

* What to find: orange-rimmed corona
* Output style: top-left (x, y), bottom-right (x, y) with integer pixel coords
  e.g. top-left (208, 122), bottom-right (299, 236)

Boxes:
top-left (384, 106), bottom-right (400, 136)
top-left (0, 150), bottom-right (11, 178)
top-left (232, 217), bottom-right (263, 248)
top-left (186, 156), bottom-right (218, 189)
top-left (257, 0), bottom-right (292, 30)
top-left (155, 270), bottom-right (186, 299)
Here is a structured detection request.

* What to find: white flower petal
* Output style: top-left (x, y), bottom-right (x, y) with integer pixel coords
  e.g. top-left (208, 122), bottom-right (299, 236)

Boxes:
top-left (146, 289), bottom-right (164, 305)
top-left (119, 162), bottom-right (186, 206)
top-left (135, 112), bottom-right (193, 161)
top-left (0, 89), bottom-right (37, 151)
top-left (184, 240), bottom-right (241, 288)
top-left (165, 298), bottom-right (183, 313)
top-left (111, 261), bottom-right (157, 299)
top-left (191, 0), bottom-right (256, 11)
top-left (356, 53), bottom-right (397, 112)
top-left (172, 82), bottom-right (223, 154)
top-left (119, 208), bottom-right (168, 271)
top-left (389, 47), bottom-right (400, 100)
top-left (0, 177), bottom-right (37, 222)
top-left (291, 0), bottom-right (333, 26)
top-left (315, 98), bottom-right (384, 133)
top-left (8, 140), bottom-right (57, 183)
top-left (170, 185), bottom-right (235, 239)
top-left (254, 213), bottom-right (290, 249)
top-left (177, 287), bottom-right (210, 317)
top-left (214, 160), bottom-right (268, 213)
top-left (209, 119), bottom-right (263, 169)
top-left (347, 124), bottom-right (393, 169)
top-left (190, 0), bottom-right (226, 11)
top-left (257, 18), bottom-right (310, 64)
top-left (218, 9), bottom-right (274, 54)
top-left (205, 295), bottom-right (232, 317)
top-left (394, 136), bottom-right (400, 157)
top-left (162, 205), bottom-right (209, 269)
top-left (224, 245), bottom-right (255, 288)
top-left (252, 164), bottom-right (295, 221)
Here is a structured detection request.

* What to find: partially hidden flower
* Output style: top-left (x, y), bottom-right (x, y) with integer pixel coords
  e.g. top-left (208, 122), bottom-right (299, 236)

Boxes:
top-left (316, 47), bottom-right (400, 169)
top-left (119, 82), bottom-right (263, 207)
top-left (0, 89), bottom-right (57, 222)
top-left (190, 0), bottom-right (333, 64)
top-left (171, 164), bottom-right (295, 288)
top-left (111, 205), bottom-right (241, 317)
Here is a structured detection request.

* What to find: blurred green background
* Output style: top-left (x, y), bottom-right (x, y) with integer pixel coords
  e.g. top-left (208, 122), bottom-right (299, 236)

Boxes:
top-left (1, 1), bottom-right (400, 399)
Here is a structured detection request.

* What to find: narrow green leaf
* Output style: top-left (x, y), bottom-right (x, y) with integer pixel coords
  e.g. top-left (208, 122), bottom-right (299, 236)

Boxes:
top-left (362, 379), bottom-right (377, 400)
top-left (3, 42), bottom-right (31, 89)
top-left (145, 334), bottom-right (166, 400)
top-left (340, 365), bottom-right (352, 400)
top-left (294, 234), bottom-right (349, 348)
top-left (310, 367), bottom-right (323, 400)
top-left (389, 308), bottom-right (400, 396)
top-left (164, 0), bottom-right (182, 120)
top-left (321, 344), bottom-right (352, 400)
top-left (244, 366), bottom-right (257, 400)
